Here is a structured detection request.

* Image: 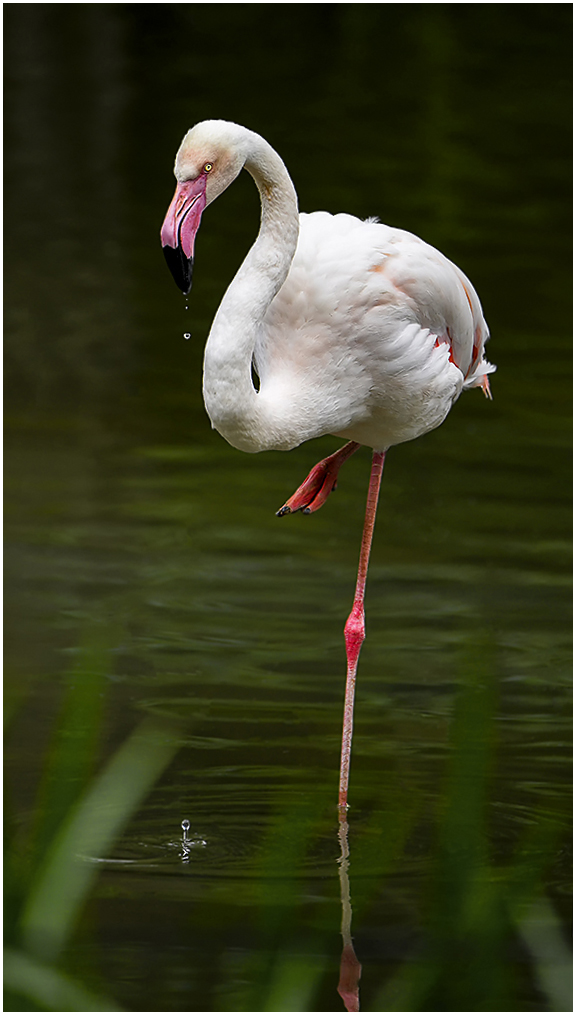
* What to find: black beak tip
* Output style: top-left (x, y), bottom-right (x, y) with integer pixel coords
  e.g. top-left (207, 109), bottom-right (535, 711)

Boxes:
top-left (163, 244), bottom-right (193, 296)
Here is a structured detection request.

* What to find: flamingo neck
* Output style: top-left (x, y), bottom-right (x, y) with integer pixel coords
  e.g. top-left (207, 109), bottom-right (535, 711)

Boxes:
top-left (202, 132), bottom-right (299, 453)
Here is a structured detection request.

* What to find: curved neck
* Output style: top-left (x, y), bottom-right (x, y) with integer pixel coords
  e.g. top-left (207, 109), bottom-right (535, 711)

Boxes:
top-left (202, 131), bottom-right (299, 452)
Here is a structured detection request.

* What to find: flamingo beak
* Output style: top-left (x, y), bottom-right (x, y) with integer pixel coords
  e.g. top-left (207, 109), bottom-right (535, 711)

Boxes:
top-left (160, 176), bottom-right (207, 294)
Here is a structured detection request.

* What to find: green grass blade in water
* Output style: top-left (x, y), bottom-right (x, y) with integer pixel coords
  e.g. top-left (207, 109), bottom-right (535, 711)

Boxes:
top-left (31, 621), bottom-right (118, 861)
top-left (4, 948), bottom-right (125, 1012)
top-left (20, 720), bottom-right (178, 962)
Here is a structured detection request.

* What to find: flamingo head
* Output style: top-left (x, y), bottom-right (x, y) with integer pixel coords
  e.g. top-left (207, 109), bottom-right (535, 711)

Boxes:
top-left (161, 120), bottom-right (248, 294)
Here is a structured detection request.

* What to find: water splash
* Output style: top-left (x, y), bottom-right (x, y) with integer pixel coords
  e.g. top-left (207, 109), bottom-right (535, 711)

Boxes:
top-left (179, 819), bottom-right (207, 864)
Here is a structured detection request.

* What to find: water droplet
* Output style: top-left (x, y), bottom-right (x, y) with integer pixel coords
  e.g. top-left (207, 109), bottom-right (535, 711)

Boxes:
top-left (183, 333), bottom-right (191, 340)
top-left (181, 818), bottom-right (190, 837)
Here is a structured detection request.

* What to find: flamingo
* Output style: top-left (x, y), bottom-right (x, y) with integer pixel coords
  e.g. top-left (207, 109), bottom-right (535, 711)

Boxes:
top-left (161, 120), bottom-right (495, 818)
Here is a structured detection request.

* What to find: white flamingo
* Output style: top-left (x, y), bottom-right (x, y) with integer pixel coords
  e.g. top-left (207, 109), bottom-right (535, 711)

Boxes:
top-left (161, 120), bottom-right (495, 817)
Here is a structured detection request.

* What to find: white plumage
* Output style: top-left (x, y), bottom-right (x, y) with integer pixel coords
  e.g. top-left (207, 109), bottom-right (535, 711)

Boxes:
top-left (255, 210), bottom-right (494, 453)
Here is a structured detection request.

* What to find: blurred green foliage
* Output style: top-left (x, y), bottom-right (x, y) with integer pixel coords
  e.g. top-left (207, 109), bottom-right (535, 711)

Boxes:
top-left (5, 626), bottom-right (178, 1011)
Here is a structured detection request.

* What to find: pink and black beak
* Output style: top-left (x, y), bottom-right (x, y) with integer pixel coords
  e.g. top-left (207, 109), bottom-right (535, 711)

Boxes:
top-left (160, 176), bottom-right (207, 294)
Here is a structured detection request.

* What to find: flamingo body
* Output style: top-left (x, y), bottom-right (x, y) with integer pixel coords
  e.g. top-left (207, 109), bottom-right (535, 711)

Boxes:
top-left (253, 210), bottom-right (492, 454)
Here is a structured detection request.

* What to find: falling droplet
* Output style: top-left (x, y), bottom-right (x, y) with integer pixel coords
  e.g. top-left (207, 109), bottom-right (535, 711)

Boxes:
top-left (181, 819), bottom-right (190, 839)
top-left (183, 333), bottom-right (191, 340)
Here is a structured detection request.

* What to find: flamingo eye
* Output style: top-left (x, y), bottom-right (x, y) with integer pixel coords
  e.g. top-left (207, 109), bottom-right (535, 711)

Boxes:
top-left (203, 162), bottom-right (213, 173)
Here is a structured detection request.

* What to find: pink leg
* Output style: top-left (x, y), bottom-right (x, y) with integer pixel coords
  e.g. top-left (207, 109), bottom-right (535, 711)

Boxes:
top-left (276, 442), bottom-right (361, 517)
top-left (338, 449), bottom-right (386, 819)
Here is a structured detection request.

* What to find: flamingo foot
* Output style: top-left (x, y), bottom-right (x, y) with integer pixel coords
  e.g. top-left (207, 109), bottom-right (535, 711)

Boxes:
top-left (276, 441), bottom-right (361, 517)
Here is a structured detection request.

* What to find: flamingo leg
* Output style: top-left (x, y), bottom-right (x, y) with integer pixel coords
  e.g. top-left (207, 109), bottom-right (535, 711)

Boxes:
top-left (276, 441), bottom-right (361, 516)
top-left (338, 449), bottom-right (386, 818)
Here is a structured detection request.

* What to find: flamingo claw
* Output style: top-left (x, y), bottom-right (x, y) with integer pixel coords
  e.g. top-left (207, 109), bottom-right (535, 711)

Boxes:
top-left (481, 375), bottom-right (493, 400)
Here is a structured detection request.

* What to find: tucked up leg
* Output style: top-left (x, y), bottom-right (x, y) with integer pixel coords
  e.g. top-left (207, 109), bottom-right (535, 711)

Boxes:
top-left (276, 441), bottom-right (361, 516)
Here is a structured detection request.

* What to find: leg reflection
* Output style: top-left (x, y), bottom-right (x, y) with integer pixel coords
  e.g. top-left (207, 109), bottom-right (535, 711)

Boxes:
top-left (337, 817), bottom-right (362, 1012)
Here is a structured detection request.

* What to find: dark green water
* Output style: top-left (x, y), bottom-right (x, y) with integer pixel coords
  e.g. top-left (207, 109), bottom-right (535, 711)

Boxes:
top-left (5, 7), bottom-right (571, 1012)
